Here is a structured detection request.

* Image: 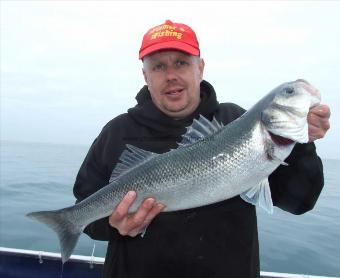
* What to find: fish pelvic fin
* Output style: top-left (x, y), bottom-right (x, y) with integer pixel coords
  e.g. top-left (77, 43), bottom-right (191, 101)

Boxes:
top-left (240, 178), bottom-right (273, 214)
top-left (26, 209), bottom-right (82, 263)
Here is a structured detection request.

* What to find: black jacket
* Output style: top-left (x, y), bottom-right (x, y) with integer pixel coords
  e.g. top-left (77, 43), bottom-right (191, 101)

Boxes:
top-left (73, 80), bottom-right (324, 278)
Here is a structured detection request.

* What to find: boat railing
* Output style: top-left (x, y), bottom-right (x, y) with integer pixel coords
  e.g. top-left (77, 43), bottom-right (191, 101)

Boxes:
top-left (0, 247), bottom-right (338, 278)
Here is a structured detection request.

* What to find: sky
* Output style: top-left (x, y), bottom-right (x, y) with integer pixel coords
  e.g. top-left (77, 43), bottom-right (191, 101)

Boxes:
top-left (1, 1), bottom-right (340, 159)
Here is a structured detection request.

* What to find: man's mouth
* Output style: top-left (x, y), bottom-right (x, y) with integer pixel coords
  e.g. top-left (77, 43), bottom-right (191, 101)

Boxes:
top-left (164, 88), bottom-right (184, 98)
top-left (165, 88), bottom-right (184, 95)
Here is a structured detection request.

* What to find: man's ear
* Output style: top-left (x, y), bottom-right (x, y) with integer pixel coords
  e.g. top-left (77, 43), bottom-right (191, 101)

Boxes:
top-left (199, 58), bottom-right (205, 81)
top-left (142, 68), bottom-right (148, 83)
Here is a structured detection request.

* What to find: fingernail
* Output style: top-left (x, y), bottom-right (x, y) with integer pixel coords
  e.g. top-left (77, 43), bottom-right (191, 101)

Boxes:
top-left (127, 191), bottom-right (136, 198)
top-left (157, 203), bottom-right (166, 210)
top-left (146, 198), bottom-right (155, 206)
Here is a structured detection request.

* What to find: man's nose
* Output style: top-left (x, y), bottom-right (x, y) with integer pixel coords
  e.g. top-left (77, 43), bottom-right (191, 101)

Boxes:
top-left (165, 66), bottom-right (178, 82)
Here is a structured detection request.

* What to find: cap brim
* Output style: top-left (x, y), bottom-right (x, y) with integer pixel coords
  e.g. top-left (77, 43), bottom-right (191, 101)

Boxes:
top-left (139, 41), bottom-right (200, 59)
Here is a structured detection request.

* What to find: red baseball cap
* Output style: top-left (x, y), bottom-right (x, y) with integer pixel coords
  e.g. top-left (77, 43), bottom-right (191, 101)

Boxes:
top-left (139, 20), bottom-right (200, 59)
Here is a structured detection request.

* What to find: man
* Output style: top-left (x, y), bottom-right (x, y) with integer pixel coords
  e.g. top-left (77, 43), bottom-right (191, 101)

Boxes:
top-left (73, 20), bottom-right (330, 278)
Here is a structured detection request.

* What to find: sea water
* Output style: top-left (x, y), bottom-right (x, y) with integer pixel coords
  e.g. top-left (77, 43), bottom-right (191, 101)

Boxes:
top-left (0, 140), bottom-right (339, 276)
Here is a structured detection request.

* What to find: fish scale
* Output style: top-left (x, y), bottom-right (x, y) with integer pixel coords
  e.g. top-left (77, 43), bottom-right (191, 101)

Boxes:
top-left (26, 80), bottom-right (321, 263)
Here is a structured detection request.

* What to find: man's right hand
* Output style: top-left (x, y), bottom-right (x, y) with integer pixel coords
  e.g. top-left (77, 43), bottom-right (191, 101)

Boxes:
top-left (108, 191), bottom-right (165, 237)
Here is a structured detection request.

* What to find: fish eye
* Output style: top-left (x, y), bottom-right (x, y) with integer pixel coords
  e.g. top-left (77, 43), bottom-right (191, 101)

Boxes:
top-left (285, 87), bottom-right (294, 94)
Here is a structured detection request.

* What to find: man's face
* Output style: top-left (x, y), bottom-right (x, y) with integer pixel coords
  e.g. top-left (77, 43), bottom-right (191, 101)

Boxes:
top-left (142, 50), bottom-right (205, 119)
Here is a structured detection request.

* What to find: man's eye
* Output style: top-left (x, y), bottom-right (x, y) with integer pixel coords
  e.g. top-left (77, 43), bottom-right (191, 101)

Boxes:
top-left (153, 64), bottom-right (165, 71)
top-left (175, 60), bottom-right (188, 67)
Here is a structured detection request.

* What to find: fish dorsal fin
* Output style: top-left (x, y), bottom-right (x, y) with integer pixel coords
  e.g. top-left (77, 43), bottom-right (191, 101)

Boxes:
top-left (109, 144), bottom-right (157, 183)
top-left (178, 115), bottom-right (223, 147)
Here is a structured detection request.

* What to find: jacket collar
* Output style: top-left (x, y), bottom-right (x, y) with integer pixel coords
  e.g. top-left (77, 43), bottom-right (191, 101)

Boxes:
top-left (128, 80), bottom-right (220, 135)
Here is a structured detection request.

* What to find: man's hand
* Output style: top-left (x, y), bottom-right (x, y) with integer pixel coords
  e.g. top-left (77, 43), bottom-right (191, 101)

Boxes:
top-left (308, 104), bottom-right (330, 142)
top-left (109, 191), bottom-right (165, 237)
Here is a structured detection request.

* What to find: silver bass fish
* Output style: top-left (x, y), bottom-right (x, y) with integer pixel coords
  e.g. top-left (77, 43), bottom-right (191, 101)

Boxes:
top-left (27, 79), bottom-right (321, 263)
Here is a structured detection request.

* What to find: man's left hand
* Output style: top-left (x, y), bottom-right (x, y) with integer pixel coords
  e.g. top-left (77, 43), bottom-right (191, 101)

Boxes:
top-left (307, 104), bottom-right (331, 142)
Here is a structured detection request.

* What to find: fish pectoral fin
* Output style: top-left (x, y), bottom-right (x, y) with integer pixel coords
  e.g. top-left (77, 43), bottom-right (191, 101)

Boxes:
top-left (264, 137), bottom-right (289, 166)
top-left (240, 178), bottom-right (273, 214)
top-left (270, 153), bottom-right (289, 166)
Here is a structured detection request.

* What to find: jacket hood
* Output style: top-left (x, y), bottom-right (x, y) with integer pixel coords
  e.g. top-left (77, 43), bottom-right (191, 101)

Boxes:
top-left (128, 80), bottom-right (220, 135)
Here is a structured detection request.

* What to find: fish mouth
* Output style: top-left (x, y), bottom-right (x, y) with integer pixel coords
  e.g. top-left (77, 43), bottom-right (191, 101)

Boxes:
top-left (268, 132), bottom-right (295, 145)
top-left (295, 79), bottom-right (321, 106)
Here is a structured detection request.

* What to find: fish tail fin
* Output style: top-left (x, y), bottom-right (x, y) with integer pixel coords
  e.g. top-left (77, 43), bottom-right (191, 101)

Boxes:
top-left (240, 178), bottom-right (273, 214)
top-left (26, 209), bottom-right (82, 263)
